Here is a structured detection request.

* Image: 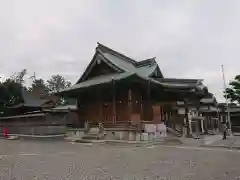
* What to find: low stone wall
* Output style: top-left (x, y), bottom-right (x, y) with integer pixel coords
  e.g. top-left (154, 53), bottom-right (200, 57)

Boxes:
top-left (0, 113), bottom-right (67, 136)
top-left (0, 125), bottom-right (66, 135)
top-left (66, 128), bottom-right (166, 141)
top-left (67, 128), bottom-right (85, 138)
top-left (105, 131), bottom-right (166, 141)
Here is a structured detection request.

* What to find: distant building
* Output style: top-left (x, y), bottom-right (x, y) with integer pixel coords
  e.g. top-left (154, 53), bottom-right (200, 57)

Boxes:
top-left (218, 103), bottom-right (240, 132)
top-left (0, 89), bottom-right (78, 136)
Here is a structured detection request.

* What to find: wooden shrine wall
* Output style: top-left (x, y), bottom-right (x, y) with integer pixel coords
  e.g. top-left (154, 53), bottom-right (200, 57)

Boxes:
top-left (77, 87), bottom-right (175, 126)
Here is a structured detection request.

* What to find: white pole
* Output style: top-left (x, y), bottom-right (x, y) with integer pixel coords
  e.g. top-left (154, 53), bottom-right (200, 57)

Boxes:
top-left (221, 65), bottom-right (232, 133)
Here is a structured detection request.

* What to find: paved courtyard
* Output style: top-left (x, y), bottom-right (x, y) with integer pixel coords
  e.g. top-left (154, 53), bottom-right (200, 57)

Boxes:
top-left (1, 139), bottom-right (240, 180)
top-left (207, 135), bottom-right (240, 148)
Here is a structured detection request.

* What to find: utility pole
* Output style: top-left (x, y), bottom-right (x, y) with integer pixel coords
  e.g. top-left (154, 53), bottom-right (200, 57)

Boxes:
top-left (221, 65), bottom-right (232, 135)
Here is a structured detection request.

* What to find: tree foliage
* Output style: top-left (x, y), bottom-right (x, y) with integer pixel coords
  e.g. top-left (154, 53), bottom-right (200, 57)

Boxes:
top-left (2, 69), bottom-right (28, 106)
top-left (224, 75), bottom-right (240, 104)
top-left (2, 79), bottom-right (23, 106)
top-left (46, 74), bottom-right (71, 92)
top-left (28, 73), bottom-right (48, 94)
top-left (0, 69), bottom-right (28, 115)
top-left (0, 71), bottom-right (72, 115)
top-left (10, 69), bottom-right (27, 84)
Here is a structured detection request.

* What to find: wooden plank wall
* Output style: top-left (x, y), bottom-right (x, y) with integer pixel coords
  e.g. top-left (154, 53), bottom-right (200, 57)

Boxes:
top-left (78, 87), bottom-right (175, 127)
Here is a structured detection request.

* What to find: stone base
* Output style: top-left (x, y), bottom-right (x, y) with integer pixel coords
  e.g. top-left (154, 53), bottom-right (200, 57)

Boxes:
top-left (67, 128), bottom-right (85, 138)
top-left (104, 131), bottom-right (166, 141)
top-left (67, 129), bottom-right (167, 141)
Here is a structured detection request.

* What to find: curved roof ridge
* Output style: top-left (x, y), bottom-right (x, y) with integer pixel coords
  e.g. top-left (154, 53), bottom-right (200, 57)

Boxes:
top-left (97, 42), bottom-right (137, 64)
top-left (135, 57), bottom-right (156, 67)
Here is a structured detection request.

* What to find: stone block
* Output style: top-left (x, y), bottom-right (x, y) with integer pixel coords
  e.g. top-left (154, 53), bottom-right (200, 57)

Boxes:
top-left (128, 132), bottom-right (136, 141)
top-left (155, 132), bottom-right (161, 138)
top-left (114, 131), bottom-right (121, 140)
top-left (148, 133), bottom-right (155, 141)
top-left (76, 131), bottom-right (84, 137)
top-left (141, 133), bottom-right (148, 141)
top-left (89, 127), bottom-right (99, 134)
top-left (105, 131), bottom-right (116, 140)
top-left (122, 131), bottom-right (129, 140)
top-left (136, 133), bottom-right (141, 141)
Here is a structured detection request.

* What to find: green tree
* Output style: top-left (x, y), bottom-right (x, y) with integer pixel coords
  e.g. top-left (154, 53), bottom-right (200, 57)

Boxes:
top-left (2, 69), bottom-right (28, 106)
top-left (0, 82), bottom-right (9, 115)
top-left (46, 74), bottom-right (71, 92)
top-left (28, 73), bottom-right (48, 94)
top-left (224, 75), bottom-right (240, 105)
top-left (3, 79), bottom-right (23, 106)
top-left (10, 69), bottom-right (27, 84)
top-left (46, 75), bottom-right (72, 105)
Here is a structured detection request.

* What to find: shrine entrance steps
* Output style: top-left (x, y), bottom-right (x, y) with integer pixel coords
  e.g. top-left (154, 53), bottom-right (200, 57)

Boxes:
top-left (82, 127), bottom-right (105, 140)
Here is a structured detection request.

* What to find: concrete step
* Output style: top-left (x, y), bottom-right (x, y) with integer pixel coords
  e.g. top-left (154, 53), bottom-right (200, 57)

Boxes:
top-left (87, 133), bottom-right (99, 136)
top-left (75, 139), bottom-right (105, 144)
top-left (82, 135), bottom-right (99, 140)
top-left (88, 127), bottom-right (99, 134)
top-left (167, 127), bottom-right (181, 137)
top-left (7, 135), bottom-right (19, 140)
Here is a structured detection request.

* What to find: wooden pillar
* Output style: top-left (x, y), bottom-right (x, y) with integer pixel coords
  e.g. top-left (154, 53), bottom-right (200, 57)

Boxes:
top-left (219, 115), bottom-right (223, 132)
top-left (200, 118), bottom-right (204, 133)
top-left (128, 87), bottom-right (132, 122)
top-left (147, 80), bottom-right (152, 121)
top-left (184, 99), bottom-right (191, 137)
top-left (98, 90), bottom-right (103, 124)
top-left (195, 119), bottom-right (200, 138)
top-left (203, 115), bottom-right (208, 134)
top-left (210, 116), bottom-right (214, 133)
top-left (77, 97), bottom-right (82, 125)
top-left (140, 95), bottom-right (143, 121)
top-left (112, 80), bottom-right (116, 124)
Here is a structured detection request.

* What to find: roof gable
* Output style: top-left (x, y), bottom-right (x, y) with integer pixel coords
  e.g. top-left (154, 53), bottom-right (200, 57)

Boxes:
top-left (136, 58), bottom-right (163, 78)
top-left (77, 50), bottom-right (124, 83)
top-left (56, 43), bottom-right (210, 95)
top-left (8, 90), bottom-right (54, 109)
top-left (97, 43), bottom-right (137, 64)
top-left (22, 90), bottom-right (54, 107)
top-left (77, 43), bottom-right (161, 84)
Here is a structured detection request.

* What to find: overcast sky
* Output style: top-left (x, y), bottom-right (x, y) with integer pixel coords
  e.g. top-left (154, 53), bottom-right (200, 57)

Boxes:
top-left (1, 0), bottom-right (239, 102)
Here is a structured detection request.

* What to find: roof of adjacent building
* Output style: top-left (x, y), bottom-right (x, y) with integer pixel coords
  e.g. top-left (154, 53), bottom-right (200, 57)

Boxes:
top-left (9, 90), bottom-right (54, 108)
top-left (0, 113), bottom-right (46, 120)
top-left (50, 105), bottom-right (77, 111)
top-left (56, 43), bottom-right (206, 95)
top-left (200, 97), bottom-right (215, 104)
top-left (226, 107), bottom-right (240, 113)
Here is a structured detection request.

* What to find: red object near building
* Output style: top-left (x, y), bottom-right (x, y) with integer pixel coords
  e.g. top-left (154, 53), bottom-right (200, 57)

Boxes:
top-left (3, 127), bottom-right (7, 137)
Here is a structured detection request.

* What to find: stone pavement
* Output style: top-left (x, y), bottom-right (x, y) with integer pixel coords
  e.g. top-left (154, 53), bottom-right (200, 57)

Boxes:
top-left (1, 139), bottom-right (240, 179)
top-left (204, 135), bottom-right (240, 149)
top-left (66, 134), bottom-right (226, 148)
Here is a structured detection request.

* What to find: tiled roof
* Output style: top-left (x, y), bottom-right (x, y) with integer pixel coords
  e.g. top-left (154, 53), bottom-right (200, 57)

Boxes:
top-left (200, 97), bottom-right (216, 104)
top-left (155, 78), bottom-right (204, 89)
top-left (56, 43), bottom-right (205, 94)
top-left (228, 107), bottom-right (240, 113)
top-left (0, 113), bottom-right (45, 119)
top-left (50, 105), bottom-right (77, 111)
top-left (9, 90), bottom-right (53, 108)
top-left (58, 72), bottom-right (135, 94)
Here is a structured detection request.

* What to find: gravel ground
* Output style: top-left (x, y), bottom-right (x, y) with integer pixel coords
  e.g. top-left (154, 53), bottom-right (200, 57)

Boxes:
top-left (1, 139), bottom-right (240, 180)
